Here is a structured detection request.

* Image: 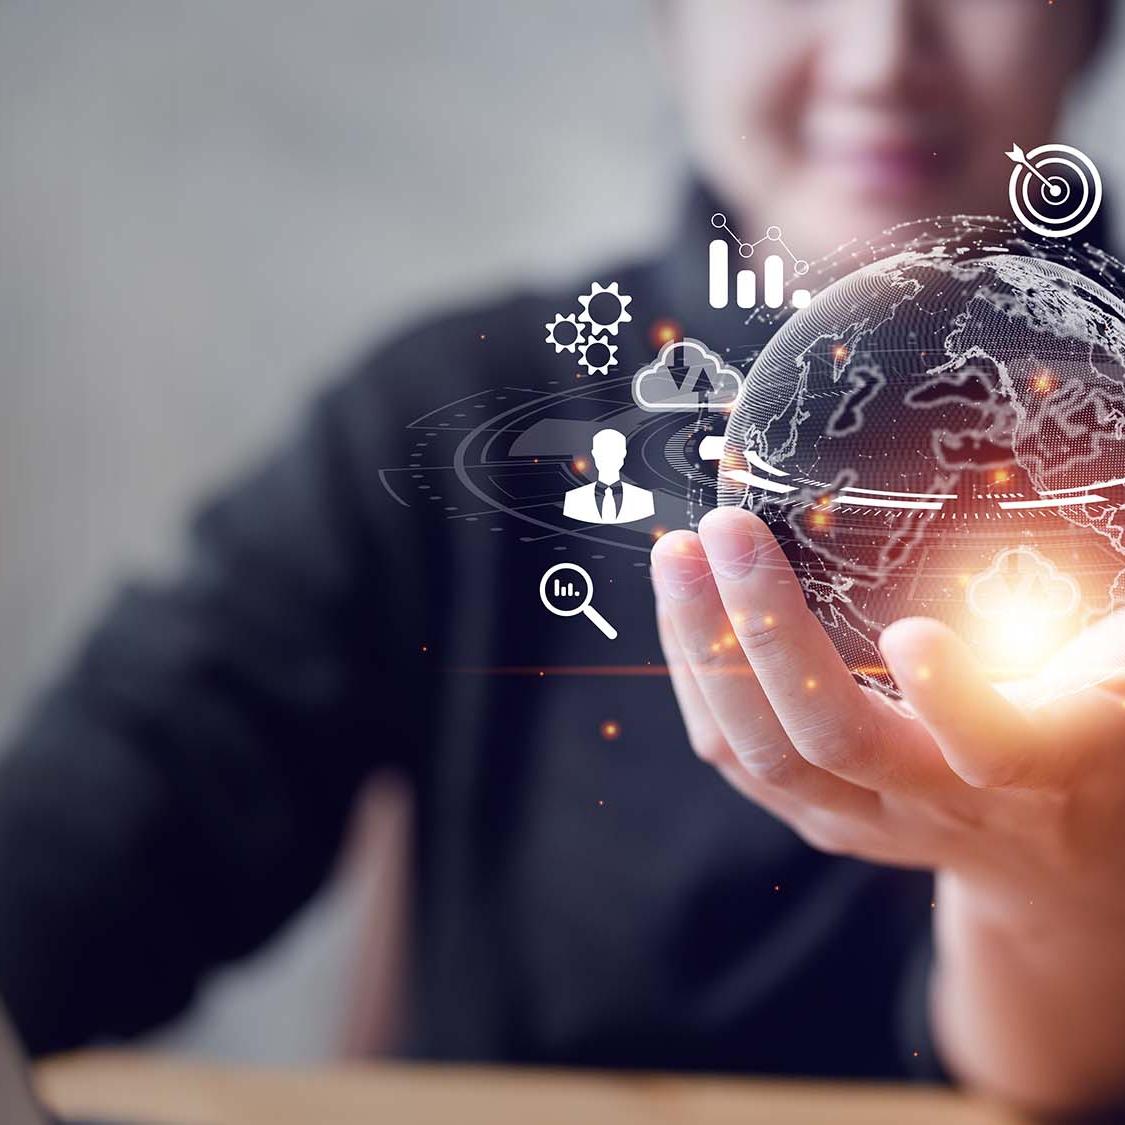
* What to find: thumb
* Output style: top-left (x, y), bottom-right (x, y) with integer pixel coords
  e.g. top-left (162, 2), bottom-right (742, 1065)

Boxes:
top-left (879, 617), bottom-right (1056, 789)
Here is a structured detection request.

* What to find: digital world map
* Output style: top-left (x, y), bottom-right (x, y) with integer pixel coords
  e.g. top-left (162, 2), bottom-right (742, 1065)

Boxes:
top-left (718, 217), bottom-right (1125, 696)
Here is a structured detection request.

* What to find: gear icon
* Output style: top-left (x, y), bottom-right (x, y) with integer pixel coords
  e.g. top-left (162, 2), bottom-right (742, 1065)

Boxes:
top-left (578, 333), bottom-right (618, 377)
top-left (578, 281), bottom-right (633, 336)
top-left (544, 312), bottom-right (585, 354)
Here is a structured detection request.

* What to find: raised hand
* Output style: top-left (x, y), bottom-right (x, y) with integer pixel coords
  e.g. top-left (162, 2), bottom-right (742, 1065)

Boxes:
top-left (652, 506), bottom-right (1125, 1113)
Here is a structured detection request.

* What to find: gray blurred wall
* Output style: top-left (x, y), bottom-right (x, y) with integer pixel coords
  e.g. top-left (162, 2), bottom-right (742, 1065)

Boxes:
top-left (0, 0), bottom-right (671, 1062)
top-left (0, 0), bottom-right (1121, 1062)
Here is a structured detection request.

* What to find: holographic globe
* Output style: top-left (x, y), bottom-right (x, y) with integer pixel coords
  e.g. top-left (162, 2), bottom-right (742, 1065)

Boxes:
top-left (719, 219), bottom-right (1125, 695)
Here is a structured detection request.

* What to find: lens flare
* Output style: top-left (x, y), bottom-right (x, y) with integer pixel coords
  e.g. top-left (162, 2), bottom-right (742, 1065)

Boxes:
top-left (966, 547), bottom-right (1080, 676)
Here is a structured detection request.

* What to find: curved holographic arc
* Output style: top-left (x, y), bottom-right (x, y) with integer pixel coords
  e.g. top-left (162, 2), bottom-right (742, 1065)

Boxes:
top-left (746, 451), bottom-right (788, 477)
top-left (719, 468), bottom-right (797, 495)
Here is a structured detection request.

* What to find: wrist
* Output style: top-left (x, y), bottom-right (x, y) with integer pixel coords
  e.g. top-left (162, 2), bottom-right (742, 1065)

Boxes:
top-left (937, 865), bottom-right (1125, 945)
top-left (932, 870), bottom-right (1125, 1114)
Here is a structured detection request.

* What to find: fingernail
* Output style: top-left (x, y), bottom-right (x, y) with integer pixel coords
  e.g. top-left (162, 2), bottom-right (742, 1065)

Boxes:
top-left (652, 546), bottom-right (711, 602)
top-left (701, 515), bottom-right (759, 580)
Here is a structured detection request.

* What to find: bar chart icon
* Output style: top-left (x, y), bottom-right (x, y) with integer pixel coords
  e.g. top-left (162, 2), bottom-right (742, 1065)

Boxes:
top-left (553, 578), bottom-right (580, 599)
top-left (709, 214), bottom-right (812, 312)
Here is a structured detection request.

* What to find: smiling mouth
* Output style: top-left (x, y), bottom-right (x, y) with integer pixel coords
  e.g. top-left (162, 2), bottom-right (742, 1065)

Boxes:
top-left (802, 104), bottom-right (960, 200)
top-left (809, 139), bottom-right (957, 200)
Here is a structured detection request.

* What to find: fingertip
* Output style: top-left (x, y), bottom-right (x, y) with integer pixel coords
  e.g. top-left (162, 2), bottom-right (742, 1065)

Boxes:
top-left (881, 618), bottom-right (1042, 788)
top-left (650, 528), bottom-right (712, 603)
top-left (879, 616), bottom-right (957, 652)
top-left (698, 507), bottom-right (775, 582)
top-left (651, 526), bottom-right (699, 557)
top-left (698, 505), bottom-right (768, 537)
top-left (879, 617), bottom-right (969, 689)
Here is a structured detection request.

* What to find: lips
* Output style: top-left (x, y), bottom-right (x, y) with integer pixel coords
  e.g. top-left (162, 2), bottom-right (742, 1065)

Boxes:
top-left (804, 112), bottom-right (957, 201)
top-left (820, 145), bottom-right (943, 198)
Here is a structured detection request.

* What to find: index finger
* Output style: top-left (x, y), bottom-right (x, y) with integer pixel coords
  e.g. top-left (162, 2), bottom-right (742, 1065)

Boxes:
top-left (697, 507), bottom-right (953, 795)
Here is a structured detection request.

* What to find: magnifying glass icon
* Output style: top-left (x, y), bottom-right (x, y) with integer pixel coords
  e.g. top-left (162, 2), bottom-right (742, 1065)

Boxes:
top-left (539, 563), bottom-right (618, 641)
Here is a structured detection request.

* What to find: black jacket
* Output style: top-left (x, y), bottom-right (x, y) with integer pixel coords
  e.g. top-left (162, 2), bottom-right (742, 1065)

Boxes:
top-left (0, 190), bottom-right (937, 1078)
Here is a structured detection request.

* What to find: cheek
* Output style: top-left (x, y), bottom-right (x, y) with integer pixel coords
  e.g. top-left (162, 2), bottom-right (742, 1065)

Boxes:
top-left (686, 48), bottom-right (785, 138)
top-left (943, 9), bottom-right (1084, 135)
top-left (672, 6), bottom-right (810, 152)
top-left (700, 60), bottom-right (809, 189)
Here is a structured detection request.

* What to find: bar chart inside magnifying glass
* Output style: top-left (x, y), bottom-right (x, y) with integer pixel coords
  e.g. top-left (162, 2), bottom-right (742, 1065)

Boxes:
top-left (539, 563), bottom-right (618, 641)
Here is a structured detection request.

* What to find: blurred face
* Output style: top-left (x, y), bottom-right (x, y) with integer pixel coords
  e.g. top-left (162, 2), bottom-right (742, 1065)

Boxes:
top-left (667, 0), bottom-right (1098, 256)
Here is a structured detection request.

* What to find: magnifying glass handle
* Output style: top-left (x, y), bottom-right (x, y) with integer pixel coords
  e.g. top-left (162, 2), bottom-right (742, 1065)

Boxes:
top-left (583, 604), bottom-right (618, 641)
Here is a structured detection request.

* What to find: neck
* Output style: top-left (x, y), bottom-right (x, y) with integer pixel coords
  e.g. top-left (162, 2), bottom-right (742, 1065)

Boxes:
top-left (598, 470), bottom-right (621, 485)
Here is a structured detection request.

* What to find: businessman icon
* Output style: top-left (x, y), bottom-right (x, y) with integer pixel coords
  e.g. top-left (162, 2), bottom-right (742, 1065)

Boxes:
top-left (563, 428), bottom-right (655, 525)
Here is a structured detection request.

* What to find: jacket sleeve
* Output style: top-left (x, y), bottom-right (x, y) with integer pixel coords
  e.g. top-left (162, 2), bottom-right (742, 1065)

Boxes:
top-left (0, 362), bottom-right (428, 1055)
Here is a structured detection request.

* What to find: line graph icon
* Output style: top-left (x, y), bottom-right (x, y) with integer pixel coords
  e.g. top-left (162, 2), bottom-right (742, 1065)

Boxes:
top-left (1006, 142), bottom-right (1102, 239)
top-left (709, 213), bottom-right (811, 311)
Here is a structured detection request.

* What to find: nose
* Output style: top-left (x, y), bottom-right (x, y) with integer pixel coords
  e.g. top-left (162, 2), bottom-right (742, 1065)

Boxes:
top-left (818, 0), bottom-right (937, 103)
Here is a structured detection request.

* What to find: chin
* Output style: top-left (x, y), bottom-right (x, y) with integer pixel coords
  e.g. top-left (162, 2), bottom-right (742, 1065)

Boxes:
top-left (796, 179), bottom-right (964, 251)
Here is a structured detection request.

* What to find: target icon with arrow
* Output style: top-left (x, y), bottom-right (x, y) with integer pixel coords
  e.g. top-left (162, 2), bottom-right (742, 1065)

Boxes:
top-left (1006, 142), bottom-right (1102, 239)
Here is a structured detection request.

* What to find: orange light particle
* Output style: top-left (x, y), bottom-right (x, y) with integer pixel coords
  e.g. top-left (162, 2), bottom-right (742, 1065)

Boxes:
top-left (600, 720), bottom-right (621, 741)
top-left (833, 344), bottom-right (849, 362)
top-left (805, 677), bottom-right (818, 692)
top-left (649, 319), bottom-right (682, 348)
top-left (574, 458), bottom-right (588, 473)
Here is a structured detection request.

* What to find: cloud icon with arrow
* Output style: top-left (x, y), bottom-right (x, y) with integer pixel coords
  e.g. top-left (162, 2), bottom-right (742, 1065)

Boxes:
top-left (967, 547), bottom-right (1080, 623)
top-left (632, 338), bottom-right (744, 412)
